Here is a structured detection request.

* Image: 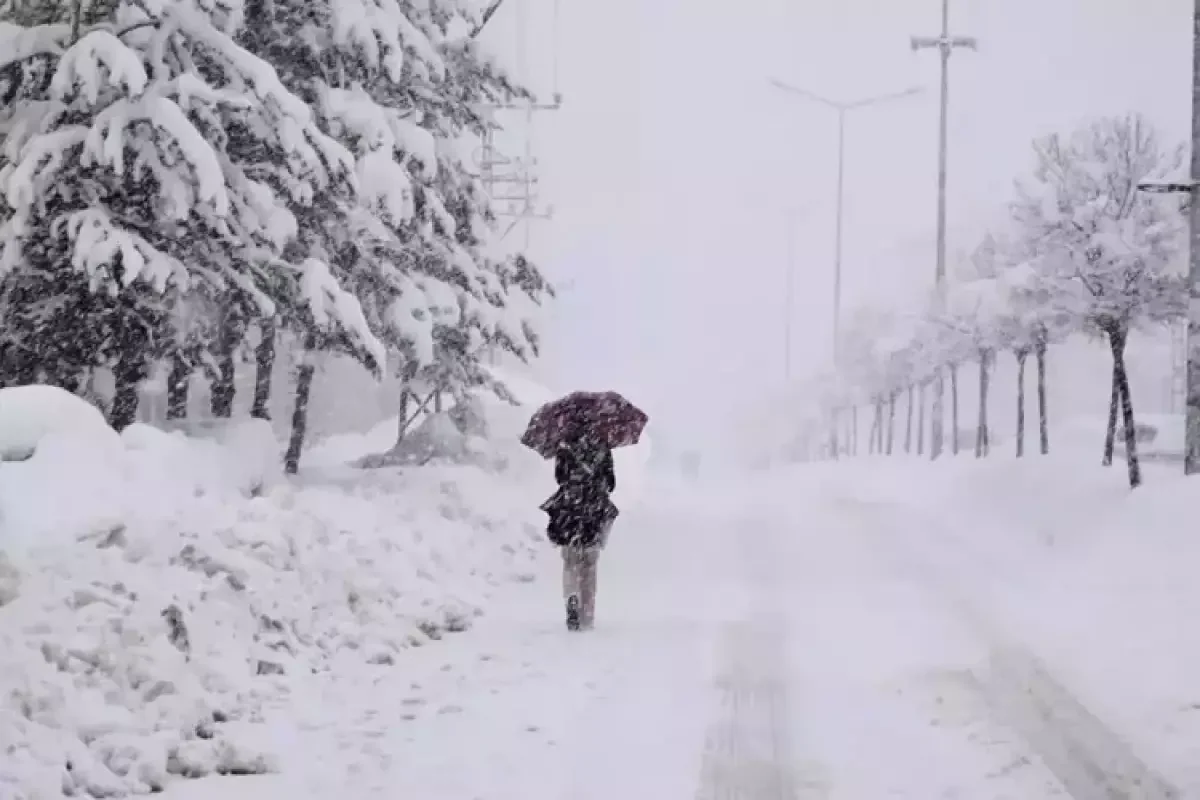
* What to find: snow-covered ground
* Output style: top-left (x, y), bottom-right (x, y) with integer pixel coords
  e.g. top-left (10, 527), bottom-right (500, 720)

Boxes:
top-left (152, 450), bottom-right (1194, 798)
top-left (0, 378), bottom-right (565, 798)
top-left (803, 452), bottom-right (1200, 795)
top-left (4, 388), bottom-right (1196, 797)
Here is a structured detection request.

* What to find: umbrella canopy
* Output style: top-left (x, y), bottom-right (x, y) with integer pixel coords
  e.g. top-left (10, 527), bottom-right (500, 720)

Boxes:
top-left (521, 391), bottom-right (648, 459)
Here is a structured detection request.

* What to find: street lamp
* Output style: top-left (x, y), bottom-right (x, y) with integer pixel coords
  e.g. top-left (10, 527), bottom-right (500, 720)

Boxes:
top-left (768, 79), bottom-right (922, 364)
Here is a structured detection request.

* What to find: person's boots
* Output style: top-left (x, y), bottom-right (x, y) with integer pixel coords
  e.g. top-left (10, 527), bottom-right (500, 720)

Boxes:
top-left (565, 594), bottom-right (581, 631)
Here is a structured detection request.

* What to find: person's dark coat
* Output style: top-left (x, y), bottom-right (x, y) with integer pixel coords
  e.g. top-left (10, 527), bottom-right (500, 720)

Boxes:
top-left (540, 436), bottom-right (618, 547)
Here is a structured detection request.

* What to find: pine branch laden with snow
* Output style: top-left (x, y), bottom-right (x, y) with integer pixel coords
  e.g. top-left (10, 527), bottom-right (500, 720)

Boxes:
top-left (0, 2), bottom-right (372, 391)
top-left (229, 0), bottom-right (550, 402)
top-left (298, 257), bottom-right (386, 375)
top-left (0, 0), bottom-right (551, 418)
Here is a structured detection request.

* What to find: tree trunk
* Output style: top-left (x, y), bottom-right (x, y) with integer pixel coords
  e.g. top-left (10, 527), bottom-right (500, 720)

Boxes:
top-left (905, 385), bottom-right (914, 453)
top-left (1015, 349), bottom-right (1028, 458)
top-left (850, 405), bottom-right (858, 456)
top-left (880, 400), bottom-right (887, 451)
top-left (829, 407), bottom-right (839, 461)
top-left (930, 367), bottom-right (944, 459)
top-left (875, 399), bottom-right (885, 453)
top-left (917, 382), bottom-right (927, 456)
top-left (110, 326), bottom-right (148, 432)
top-left (210, 303), bottom-right (241, 418)
top-left (1109, 326), bottom-right (1142, 488)
top-left (251, 319), bottom-right (276, 420)
top-left (1036, 339), bottom-right (1049, 455)
top-left (868, 401), bottom-right (879, 455)
top-left (1103, 364), bottom-right (1119, 467)
top-left (397, 389), bottom-right (411, 445)
top-left (950, 363), bottom-right (960, 455)
top-left (284, 343), bottom-right (316, 475)
top-left (976, 350), bottom-right (991, 458)
top-left (167, 352), bottom-right (190, 420)
top-left (886, 392), bottom-right (897, 455)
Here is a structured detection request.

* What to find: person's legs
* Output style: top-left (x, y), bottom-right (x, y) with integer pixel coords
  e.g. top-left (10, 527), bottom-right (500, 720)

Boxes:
top-left (562, 544), bottom-right (580, 598)
top-left (579, 546), bottom-right (600, 629)
top-left (561, 544), bottom-right (582, 630)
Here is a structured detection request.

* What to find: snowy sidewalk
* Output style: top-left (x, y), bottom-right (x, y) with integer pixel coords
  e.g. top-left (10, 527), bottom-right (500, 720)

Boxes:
top-left (162, 500), bottom-right (730, 800)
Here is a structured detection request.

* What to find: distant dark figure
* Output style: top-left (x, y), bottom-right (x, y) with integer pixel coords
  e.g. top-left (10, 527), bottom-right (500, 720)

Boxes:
top-left (540, 432), bottom-right (618, 630)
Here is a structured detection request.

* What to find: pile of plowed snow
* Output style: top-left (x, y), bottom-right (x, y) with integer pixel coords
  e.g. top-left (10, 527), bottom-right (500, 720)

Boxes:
top-left (0, 384), bottom-right (553, 798)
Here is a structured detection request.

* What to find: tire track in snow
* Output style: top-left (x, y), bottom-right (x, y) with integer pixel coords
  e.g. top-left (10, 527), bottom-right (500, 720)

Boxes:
top-left (695, 518), bottom-right (828, 800)
top-left (831, 493), bottom-right (1181, 800)
top-left (697, 620), bottom-right (806, 800)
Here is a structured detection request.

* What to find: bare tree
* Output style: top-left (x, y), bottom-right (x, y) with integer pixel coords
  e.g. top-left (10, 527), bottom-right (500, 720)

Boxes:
top-left (1012, 114), bottom-right (1187, 487)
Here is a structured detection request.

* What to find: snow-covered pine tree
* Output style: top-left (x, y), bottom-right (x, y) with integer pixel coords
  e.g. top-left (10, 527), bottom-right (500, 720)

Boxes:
top-left (0, 0), bottom-right (383, 429)
top-left (235, 0), bottom-right (552, 438)
top-left (355, 0), bottom-right (554, 412)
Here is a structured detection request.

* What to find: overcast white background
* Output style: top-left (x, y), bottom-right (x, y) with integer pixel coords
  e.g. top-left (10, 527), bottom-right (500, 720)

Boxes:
top-left (478, 0), bottom-right (1192, 450)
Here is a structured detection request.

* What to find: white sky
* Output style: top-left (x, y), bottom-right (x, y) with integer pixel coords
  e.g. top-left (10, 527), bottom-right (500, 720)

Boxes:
top-left (480, 0), bottom-right (1192, 450)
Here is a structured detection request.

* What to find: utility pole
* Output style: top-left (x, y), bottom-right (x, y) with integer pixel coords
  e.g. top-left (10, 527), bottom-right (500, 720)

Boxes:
top-left (1172, 318), bottom-right (1186, 414)
top-left (478, 96), bottom-right (561, 233)
top-left (476, 96), bottom-right (560, 369)
top-left (1187, 0), bottom-right (1200, 474)
top-left (769, 80), bottom-right (921, 365)
top-left (785, 213), bottom-right (796, 381)
top-left (911, 0), bottom-right (976, 460)
top-left (1141, 0), bottom-right (1200, 472)
top-left (474, 0), bottom-right (565, 368)
top-left (476, 0), bottom-right (563, 247)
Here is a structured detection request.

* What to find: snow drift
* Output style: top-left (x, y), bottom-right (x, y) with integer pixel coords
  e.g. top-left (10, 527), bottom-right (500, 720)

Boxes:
top-left (0, 383), bottom-right (553, 798)
top-left (0, 385), bottom-right (120, 462)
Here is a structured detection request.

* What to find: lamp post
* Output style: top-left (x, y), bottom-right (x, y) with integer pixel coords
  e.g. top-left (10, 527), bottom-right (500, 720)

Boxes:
top-left (768, 80), bottom-right (922, 364)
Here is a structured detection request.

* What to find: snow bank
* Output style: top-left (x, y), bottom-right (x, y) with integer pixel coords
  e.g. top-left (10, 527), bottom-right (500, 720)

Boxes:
top-left (0, 385), bottom-right (119, 462)
top-left (805, 453), bottom-right (1200, 793)
top-left (0, 407), bottom-right (546, 796)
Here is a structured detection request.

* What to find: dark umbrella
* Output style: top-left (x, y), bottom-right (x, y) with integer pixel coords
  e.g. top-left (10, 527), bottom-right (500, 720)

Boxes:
top-left (521, 391), bottom-right (648, 459)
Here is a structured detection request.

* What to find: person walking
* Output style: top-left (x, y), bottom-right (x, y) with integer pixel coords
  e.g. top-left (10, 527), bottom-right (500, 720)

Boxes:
top-left (541, 431), bottom-right (618, 630)
top-left (520, 390), bottom-right (647, 631)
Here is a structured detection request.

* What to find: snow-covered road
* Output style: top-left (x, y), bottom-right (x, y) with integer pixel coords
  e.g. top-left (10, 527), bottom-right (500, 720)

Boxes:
top-left (163, 478), bottom-right (1173, 799)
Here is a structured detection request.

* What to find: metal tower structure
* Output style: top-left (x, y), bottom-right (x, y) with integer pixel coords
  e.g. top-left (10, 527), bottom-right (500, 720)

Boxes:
top-left (474, 0), bottom-right (564, 250)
